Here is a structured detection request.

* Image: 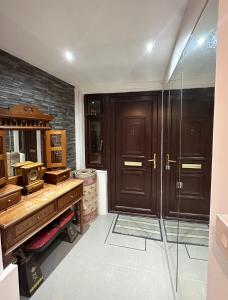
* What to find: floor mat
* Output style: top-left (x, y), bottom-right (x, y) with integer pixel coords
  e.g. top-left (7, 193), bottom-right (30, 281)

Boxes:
top-left (164, 220), bottom-right (209, 246)
top-left (113, 214), bottom-right (162, 241)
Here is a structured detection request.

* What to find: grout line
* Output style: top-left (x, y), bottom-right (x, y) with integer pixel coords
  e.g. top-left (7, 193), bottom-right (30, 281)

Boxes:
top-left (106, 243), bottom-right (146, 252)
top-left (104, 215), bottom-right (117, 244)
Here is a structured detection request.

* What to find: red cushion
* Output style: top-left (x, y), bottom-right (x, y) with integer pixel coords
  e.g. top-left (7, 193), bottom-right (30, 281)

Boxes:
top-left (25, 227), bottom-right (59, 251)
top-left (24, 210), bottom-right (75, 252)
top-left (59, 211), bottom-right (74, 228)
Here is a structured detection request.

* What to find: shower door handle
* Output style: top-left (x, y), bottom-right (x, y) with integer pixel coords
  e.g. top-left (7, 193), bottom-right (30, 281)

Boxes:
top-left (148, 153), bottom-right (156, 169)
top-left (166, 154), bottom-right (176, 170)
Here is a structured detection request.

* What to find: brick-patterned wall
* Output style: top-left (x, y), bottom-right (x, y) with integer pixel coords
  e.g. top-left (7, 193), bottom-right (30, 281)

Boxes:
top-left (0, 50), bottom-right (76, 169)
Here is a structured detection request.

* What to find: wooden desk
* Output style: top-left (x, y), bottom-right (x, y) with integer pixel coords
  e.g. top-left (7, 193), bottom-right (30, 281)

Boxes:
top-left (0, 178), bottom-right (83, 257)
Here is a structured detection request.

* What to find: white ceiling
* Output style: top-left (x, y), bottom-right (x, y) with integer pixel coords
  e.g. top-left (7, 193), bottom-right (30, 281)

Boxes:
top-left (0, 0), bottom-right (188, 92)
top-left (170, 0), bottom-right (218, 89)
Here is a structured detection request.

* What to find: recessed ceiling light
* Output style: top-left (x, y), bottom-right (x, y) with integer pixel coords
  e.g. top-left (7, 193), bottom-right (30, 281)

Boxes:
top-left (197, 37), bottom-right (206, 46)
top-left (64, 50), bottom-right (74, 62)
top-left (145, 42), bottom-right (154, 53)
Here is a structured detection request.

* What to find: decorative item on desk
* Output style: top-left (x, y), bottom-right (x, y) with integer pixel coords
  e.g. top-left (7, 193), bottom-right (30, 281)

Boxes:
top-left (44, 168), bottom-right (71, 184)
top-left (12, 161), bottom-right (44, 194)
top-left (45, 129), bottom-right (67, 169)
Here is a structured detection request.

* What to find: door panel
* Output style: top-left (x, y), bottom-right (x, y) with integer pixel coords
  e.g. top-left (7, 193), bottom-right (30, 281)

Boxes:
top-left (163, 88), bottom-right (214, 221)
top-left (110, 94), bottom-right (160, 216)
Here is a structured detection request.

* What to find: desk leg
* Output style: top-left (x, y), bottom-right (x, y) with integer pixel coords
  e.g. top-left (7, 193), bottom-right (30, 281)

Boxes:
top-left (79, 199), bottom-right (84, 234)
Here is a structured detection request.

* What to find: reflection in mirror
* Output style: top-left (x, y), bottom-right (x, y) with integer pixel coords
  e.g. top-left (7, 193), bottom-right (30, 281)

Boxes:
top-left (177, 1), bottom-right (218, 300)
top-left (163, 1), bottom-right (218, 299)
top-left (6, 130), bottom-right (42, 177)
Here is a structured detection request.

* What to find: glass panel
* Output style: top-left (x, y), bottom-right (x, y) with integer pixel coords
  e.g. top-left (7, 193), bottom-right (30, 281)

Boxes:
top-left (177, 0), bottom-right (218, 299)
top-left (51, 134), bottom-right (62, 147)
top-left (88, 119), bottom-right (102, 165)
top-left (51, 150), bottom-right (62, 163)
top-left (87, 99), bottom-right (102, 116)
top-left (162, 56), bottom-right (183, 292)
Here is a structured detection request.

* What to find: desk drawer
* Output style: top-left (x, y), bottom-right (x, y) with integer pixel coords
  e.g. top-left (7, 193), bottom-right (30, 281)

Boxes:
top-left (14, 203), bottom-right (55, 237)
top-left (0, 192), bottom-right (21, 212)
top-left (57, 185), bottom-right (82, 210)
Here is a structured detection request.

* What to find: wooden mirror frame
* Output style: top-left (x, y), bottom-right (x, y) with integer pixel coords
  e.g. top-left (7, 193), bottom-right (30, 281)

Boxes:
top-left (0, 104), bottom-right (55, 185)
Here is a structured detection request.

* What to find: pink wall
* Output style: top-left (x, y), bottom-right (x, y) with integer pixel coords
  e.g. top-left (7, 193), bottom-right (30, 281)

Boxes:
top-left (207, 0), bottom-right (228, 298)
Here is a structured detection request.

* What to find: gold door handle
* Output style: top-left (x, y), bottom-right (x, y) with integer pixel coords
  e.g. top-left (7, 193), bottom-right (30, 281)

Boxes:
top-left (148, 153), bottom-right (156, 169)
top-left (166, 154), bottom-right (176, 170)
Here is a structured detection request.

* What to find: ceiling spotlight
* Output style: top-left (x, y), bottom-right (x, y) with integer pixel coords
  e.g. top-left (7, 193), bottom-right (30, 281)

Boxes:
top-left (64, 50), bottom-right (74, 62)
top-left (197, 37), bottom-right (206, 46)
top-left (145, 42), bottom-right (154, 53)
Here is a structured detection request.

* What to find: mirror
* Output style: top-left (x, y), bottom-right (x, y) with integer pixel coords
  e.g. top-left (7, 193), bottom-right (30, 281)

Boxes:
top-left (177, 1), bottom-right (218, 299)
top-left (163, 0), bottom-right (218, 299)
top-left (6, 130), bottom-right (42, 177)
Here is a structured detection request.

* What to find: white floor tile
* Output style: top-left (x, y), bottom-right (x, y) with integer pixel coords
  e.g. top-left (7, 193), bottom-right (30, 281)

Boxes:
top-left (185, 244), bottom-right (208, 261)
top-left (133, 269), bottom-right (173, 300)
top-left (177, 277), bottom-right (207, 300)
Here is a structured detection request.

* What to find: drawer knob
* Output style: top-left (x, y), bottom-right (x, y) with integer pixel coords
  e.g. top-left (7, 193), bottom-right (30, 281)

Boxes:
top-left (70, 194), bottom-right (74, 199)
top-left (8, 199), bottom-right (12, 204)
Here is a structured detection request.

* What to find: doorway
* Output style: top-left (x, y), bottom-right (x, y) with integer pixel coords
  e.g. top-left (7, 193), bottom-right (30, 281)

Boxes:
top-left (109, 90), bottom-right (213, 221)
top-left (110, 92), bottom-right (161, 217)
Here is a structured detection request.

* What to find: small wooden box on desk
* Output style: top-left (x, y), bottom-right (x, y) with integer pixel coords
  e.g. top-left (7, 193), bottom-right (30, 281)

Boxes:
top-left (44, 168), bottom-right (71, 185)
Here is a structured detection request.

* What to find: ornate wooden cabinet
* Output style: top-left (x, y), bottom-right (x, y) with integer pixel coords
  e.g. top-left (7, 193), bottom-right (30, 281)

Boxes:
top-left (0, 104), bottom-right (84, 267)
top-left (45, 130), bottom-right (67, 169)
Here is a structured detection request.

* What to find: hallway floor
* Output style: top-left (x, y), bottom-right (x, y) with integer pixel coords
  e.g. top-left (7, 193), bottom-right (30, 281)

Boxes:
top-left (22, 214), bottom-right (173, 300)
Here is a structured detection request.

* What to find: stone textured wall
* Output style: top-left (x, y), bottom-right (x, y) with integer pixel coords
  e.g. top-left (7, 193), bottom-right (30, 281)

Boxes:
top-left (0, 50), bottom-right (76, 169)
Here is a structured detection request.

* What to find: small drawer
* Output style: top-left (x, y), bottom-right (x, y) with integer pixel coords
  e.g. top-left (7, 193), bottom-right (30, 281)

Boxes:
top-left (0, 192), bottom-right (21, 212)
top-left (57, 185), bottom-right (83, 210)
top-left (14, 203), bottom-right (55, 237)
top-left (57, 171), bottom-right (70, 183)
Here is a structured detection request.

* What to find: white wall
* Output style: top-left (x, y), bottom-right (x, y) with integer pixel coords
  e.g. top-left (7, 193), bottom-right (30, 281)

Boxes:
top-left (0, 264), bottom-right (20, 300)
top-left (207, 0), bottom-right (228, 298)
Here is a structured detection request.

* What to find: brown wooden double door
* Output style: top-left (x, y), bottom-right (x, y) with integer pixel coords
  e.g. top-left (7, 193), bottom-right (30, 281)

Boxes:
top-left (108, 89), bottom-right (214, 220)
top-left (110, 93), bottom-right (161, 217)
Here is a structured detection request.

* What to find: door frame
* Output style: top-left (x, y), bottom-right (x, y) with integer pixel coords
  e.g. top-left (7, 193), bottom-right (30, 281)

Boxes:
top-left (108, 91), bottom-right (162, 217)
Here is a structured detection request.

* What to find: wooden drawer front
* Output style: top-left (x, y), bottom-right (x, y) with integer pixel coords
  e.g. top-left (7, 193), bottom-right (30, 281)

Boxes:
top-left (57, 185), bottom-right (82, 210)
top-left (57, 171), bottom-right (70, 183)
top-left (74, 184), bottom-right (83, 198)
top-left (14, 203), bottom-right (55, 237)
top-left (0, 192), bottom-right (21, 212)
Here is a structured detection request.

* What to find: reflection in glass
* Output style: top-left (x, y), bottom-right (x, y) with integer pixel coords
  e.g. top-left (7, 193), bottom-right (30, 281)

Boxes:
top-left (88, 119), bottom-right (102, 165)
top-left (88, 99), bottom-right (102, 116)
top-left (5, 130), bottom-right (42, 177)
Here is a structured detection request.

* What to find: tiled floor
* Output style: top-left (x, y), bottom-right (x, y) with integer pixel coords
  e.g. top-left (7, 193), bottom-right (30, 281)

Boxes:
top-left (177, 244), bottom-right (208, 300)
top-left (21, 214), bottom-right (174, 300)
